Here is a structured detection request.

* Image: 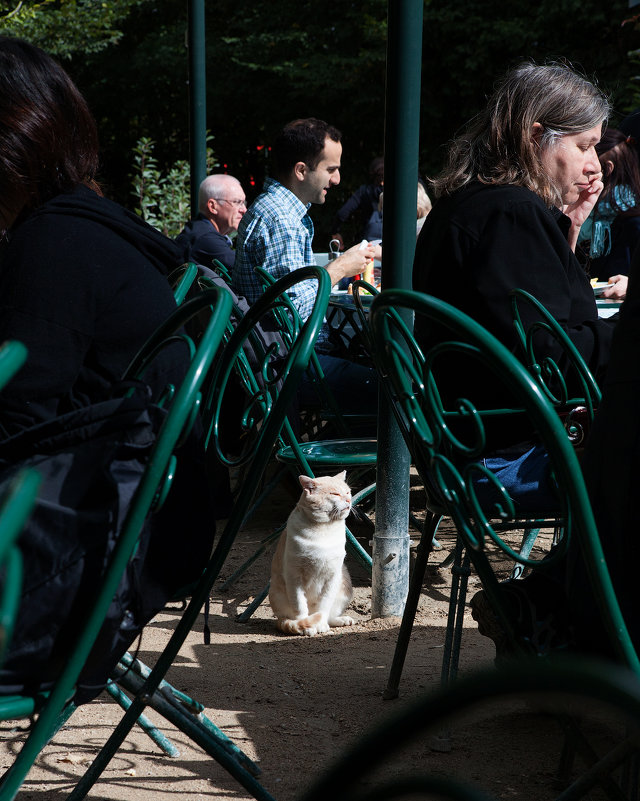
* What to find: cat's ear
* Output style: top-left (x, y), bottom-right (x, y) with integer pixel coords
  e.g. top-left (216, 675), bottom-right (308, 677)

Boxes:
top-left (299, 475), bottom-right (317, 493)
top-left (336, 470), bottom-right (347, 482)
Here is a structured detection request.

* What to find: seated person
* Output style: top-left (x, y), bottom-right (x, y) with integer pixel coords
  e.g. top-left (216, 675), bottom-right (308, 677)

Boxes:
top-left (0, 37), bottom-right (217, 700)
top-left (411, 61), bottom-right (627, 658)
top-left (331, 156), bottom-right (384, 250)
top-left (370, 182), bottom-right (432, 265)
top-left (233, 117), bottom-right (378, 417)
top-left (175, 173), bottom-right (246, 272)
top-left (577, 128), bottom-right (640, 279)
top-left (413, 61), bottom-right (624, 512)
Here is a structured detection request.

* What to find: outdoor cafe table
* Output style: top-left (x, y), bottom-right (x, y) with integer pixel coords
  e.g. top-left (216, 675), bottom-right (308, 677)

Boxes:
top-left (326, 289), bottom-right (374, 363)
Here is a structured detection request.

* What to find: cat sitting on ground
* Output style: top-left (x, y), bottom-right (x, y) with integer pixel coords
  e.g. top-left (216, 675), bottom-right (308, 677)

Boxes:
top-left (269, 471), bottom-right (355, 636)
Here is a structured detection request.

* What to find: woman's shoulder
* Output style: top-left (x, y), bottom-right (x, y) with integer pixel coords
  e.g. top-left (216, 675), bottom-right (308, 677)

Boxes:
top-left (431, 182), bottom-right (550, 236)
top-left (449, 181), bottom-right (546, 211)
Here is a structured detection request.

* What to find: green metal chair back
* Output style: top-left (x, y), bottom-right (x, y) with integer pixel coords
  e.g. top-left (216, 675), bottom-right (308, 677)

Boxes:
top-left (250, 267), bottom-right (376, 567)
top-left (66, 268), bottom-right (331, 801)
top-left (369, 288), bottom-right (638, 672)
top-left (0, 342), bottom-right (40, 668)
top-left (350, 278), bottom-right (379, 358)
top-left (0, 286), bottom-right (233, 801)
top-left (254, 265), bottom-right (354, 435)
top-left (210, 257), bottom-right (233, 284)
top-left (510, 288), bottom-right (601, 445)
top-left (169, 261), bottom-right (200, 304)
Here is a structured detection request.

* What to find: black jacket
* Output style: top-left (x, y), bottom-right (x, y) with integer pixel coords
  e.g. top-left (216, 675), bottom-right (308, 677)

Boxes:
top-left (412, 182), bottom-right (617, 447)
top-left (0, 185), bottom-right (183, 436)
top-left (175, 213), bottom-right (236, 271)
top-left (578, 248), bottom-right (640, 652)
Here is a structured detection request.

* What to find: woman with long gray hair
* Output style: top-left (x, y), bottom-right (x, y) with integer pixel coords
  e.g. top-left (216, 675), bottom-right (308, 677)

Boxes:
top-left (412, 62), bottom-right (624, 658)
top-left (414, 61), bottom-right (622, 379)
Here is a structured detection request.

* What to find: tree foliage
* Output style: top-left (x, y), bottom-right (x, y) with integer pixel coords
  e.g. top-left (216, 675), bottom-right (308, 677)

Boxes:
top-left (0, 0), bottom-right (151, 58)
top-left (131, 135), bottom-right (216, 238)
top-left (0, 1), bottom-right (638, 244)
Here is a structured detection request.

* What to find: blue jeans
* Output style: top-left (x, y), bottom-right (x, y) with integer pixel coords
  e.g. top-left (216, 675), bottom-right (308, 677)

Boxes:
top-left (473, 443), bottom-right (559, 514)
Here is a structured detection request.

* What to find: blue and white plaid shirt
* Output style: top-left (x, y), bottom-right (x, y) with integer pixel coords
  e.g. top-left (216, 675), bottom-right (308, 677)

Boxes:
top-left (232, 178), bottom-right (321, 324)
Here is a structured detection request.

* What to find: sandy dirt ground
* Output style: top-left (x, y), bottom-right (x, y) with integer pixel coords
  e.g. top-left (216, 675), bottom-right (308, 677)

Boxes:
top-left (0, 479), bottom-right (628, 801)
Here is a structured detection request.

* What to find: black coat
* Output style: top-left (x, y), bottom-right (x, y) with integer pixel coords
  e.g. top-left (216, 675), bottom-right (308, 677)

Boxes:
top-left (412, 182), bottom-right (617, 447)
top-left (578, 248), bottom-right (640, 652)
top-left (0, 185), bottom-right (183, 436)
top-left (175, 214), bottom-right (236, 271)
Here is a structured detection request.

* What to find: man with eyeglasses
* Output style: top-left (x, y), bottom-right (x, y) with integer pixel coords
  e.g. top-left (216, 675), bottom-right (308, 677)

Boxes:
top-left (175, 174), bottom-right (246, 271)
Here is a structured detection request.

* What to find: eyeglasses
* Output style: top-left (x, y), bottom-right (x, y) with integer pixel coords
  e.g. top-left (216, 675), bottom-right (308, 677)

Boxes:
top-left (214, 198), bottom-right (247, 208)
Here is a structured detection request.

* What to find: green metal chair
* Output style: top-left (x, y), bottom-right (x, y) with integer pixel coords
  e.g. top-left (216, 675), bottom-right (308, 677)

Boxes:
top-left (0, 286), bottom-right (233, 801)
top-left (221, 268), bottom-right (379, 612)
top-left (369, 288), bottom-right (640, 799)
top-left (213, 268), bottom-right (378, 622)
top-left (510, 287), bottom-right (601, 446)
top-left (169, 261), bottom-right (200, 303)
top-left (67, 266), bottom-right (332, 801)
top-left (300, 657), bottom-right (640, 801)
top-left (369, 289), bottom-right (639, 689)
top-left (0, 341), bottom-right (41, 667)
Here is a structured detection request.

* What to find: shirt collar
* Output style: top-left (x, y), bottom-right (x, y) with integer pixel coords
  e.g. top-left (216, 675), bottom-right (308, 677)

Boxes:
top-left (263, 177), bottom-right (312, 220)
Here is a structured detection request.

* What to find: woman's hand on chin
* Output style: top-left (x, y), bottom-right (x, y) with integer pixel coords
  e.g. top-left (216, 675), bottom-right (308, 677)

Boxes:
top-left (563, 173), bottom-right (603, 251)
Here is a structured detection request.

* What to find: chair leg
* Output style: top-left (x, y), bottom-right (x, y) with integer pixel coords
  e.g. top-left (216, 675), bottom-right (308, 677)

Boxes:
top-left (115, 658), bottom-right (262, 776)
top-left (65, 520), bottom-right (272, 801)
top-left (510, 524), bottom-right (541, 580)
top-left (383, 510), bottom-right (442, 700)
top-left (104, 679), bottom-right (180, 757)
top-left (440, 542), bottom-right (471, 686)
top-left (236, 582), bottom-right (271, 622)
top-left (553, 719), bottom-right (637, 801)
top-left (68, 658), bottom-right (276, 801)
top-left (221, 525), bottom-right (284, 592)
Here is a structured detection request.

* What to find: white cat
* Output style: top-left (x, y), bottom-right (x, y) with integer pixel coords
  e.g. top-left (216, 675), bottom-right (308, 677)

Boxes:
top-left (269, 472), bottom-right (355, 636)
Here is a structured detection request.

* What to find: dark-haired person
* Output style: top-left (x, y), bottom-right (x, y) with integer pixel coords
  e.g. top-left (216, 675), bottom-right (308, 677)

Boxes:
top-left (578, 128), bottom-right (640, 280)
top-left (233, 117), bottom-right (378, 415)
top-left (0, 36), bottom-right (216, 699)
top-left (233, 117), bottom-right (374, 309)
top-left (0, 37), bottom-right (186, 436)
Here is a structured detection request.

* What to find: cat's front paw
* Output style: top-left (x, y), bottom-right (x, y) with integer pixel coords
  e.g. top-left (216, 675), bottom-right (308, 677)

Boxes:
top-left (331, 615), bottom-right (355, 628)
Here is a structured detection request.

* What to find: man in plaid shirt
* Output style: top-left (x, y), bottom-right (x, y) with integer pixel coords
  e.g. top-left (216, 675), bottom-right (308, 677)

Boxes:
top-left (233, 117), bottom-right (375, 322)
top-left (233, 118), bottom-right (378, 415)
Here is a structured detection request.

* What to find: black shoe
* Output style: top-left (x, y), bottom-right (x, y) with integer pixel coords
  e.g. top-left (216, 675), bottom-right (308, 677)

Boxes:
top-left (471, 577), bottom-right (569, 663)
top-left (470, 589), bottom-right (518, 665)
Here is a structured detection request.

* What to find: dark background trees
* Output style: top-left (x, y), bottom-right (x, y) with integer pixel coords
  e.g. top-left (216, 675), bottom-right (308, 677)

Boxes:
top-left (2, 0), bottom-right (639, 246)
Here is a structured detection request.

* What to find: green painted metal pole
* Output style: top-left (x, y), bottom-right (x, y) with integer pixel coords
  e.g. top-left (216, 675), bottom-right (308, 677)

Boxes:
top-left (188, 0), bottom-right (207, 217)
top-left (371, 0), bottom-right (423, 617)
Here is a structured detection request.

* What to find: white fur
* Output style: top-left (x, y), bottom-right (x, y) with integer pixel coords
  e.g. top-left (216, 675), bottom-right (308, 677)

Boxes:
top-left (269, 473), bottom-right (354, 636)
